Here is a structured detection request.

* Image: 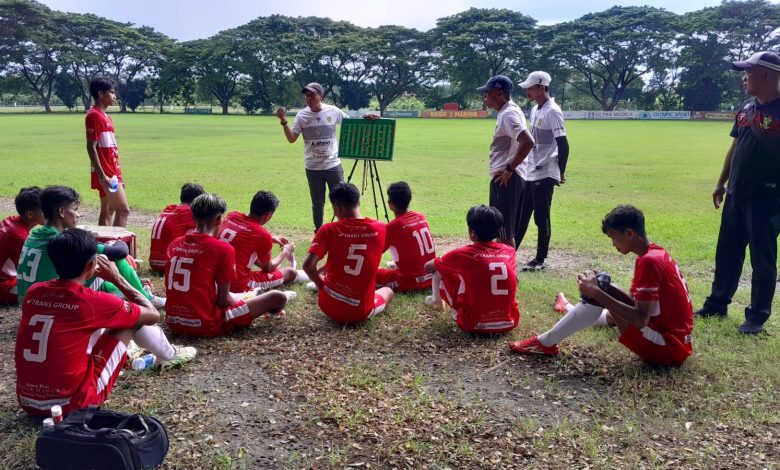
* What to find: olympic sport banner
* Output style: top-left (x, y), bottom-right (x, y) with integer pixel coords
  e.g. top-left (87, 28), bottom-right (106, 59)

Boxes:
top-left (639, 111), bottom-right (691, 120)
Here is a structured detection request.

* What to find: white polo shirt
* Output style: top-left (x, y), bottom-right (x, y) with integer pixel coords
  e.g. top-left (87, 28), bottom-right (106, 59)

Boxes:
top-left (291, 103), bottom-right (349, 171)
top-left (489, 100), bottom-right (528, 177)
top-left (521, 98), bottom-right (567, 182)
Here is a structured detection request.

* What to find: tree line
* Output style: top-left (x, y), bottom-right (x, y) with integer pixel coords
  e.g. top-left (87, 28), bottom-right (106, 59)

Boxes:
top-left (1, 0), bottom-right (778, 114)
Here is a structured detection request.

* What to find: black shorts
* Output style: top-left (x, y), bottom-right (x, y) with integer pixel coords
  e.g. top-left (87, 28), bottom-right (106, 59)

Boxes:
top-left (489, 172), bottom-right (525, 241)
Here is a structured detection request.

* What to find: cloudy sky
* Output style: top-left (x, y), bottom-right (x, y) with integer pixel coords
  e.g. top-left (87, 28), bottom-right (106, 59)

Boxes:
top-left (39, 0), bottom-right (777, 41)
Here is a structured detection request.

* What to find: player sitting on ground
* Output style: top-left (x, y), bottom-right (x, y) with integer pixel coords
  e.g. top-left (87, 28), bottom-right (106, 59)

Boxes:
top-left (217, 190), bottom-right (309, 294)
top-left (149, 183), bottom-right (206, 273)
top-left (15, 186), bottom-right (165, 307)
top-left (424, 205), bottom-right (520, 334)
top-left (509, 205), bottom-right (694, 367)
top-left (164, 193), bottom-right (293, 337)
top-left (15, 229), bottom-right (195, 416)
top-left (303, 182), bottom-right (394, 325)
top-left (375, 181), bottom-right (436, 292)
top-left (0, 187), bottom-right (43, 304)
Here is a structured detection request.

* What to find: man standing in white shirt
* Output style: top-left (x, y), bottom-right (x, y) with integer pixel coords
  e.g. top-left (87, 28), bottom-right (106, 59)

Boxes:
top-left (276, 83), bottom-right (349, 232)
top-left (516, 71), bottom-right (570, 271)
top-left (478, 75), bottom-right (536, 248)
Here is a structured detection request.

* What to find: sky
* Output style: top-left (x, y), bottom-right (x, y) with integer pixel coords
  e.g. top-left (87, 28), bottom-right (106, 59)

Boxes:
top-left (40, 0), bottom-right (779, 41)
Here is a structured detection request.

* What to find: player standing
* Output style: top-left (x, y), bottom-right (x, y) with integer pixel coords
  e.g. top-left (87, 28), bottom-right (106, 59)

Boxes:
top-left (303, 183), bottom-right (394, 324)
top-left (149, 183), bottom-right (206, 272)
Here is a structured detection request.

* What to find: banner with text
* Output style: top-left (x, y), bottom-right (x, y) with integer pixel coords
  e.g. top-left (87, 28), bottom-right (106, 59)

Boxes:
top-left (691, 111), bottom-right (735, 121)
top-left (421, 110), bottom-right (490, 119)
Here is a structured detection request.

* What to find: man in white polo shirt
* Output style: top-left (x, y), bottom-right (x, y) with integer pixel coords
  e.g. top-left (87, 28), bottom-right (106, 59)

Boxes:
top-left (276, 83), bottom-right (349, 232)
top-left (478, 75), bottom-right (535, 247)
top-left (516, 71), bottom-right (570, 271)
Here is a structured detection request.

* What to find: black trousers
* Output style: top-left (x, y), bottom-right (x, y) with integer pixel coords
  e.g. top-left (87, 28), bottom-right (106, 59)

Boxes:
top-left (306, 165), bottom-right (344, 231)
top-left (515, 177), bottom-right (556, 260)
top-left (703, 193), bottom-right (780, 325)
top-left (489, 172), bottom-right (525, 244)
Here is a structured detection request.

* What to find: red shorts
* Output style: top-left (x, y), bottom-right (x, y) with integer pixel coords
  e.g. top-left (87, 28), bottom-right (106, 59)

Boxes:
top-left (0, 278), bottom-right (17, 304)
top-left (167, 300), bottom-right (252, 337)
top-left (319, 290), bottom-right (387, 325)
top-left (619, 325), bottom-right (692, 366)
top-left (375, 268), bottom-right (432, 291)
top-left (91, 167), bottom-right (123, 198)
top-left (235, 269), bottom-right (285, 292)
top-left (70, 332), bottom-right (127, 414)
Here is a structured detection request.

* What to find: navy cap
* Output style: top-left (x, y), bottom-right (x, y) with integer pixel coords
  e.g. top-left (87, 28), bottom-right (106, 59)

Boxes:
top-left (732, 51), bottom-right (780, 73)
top-left (476, 75), bottom-right (513, 93)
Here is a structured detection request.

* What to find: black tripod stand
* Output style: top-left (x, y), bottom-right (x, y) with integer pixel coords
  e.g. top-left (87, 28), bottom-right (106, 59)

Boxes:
top-left (344, 159), bottom-right (389, 222)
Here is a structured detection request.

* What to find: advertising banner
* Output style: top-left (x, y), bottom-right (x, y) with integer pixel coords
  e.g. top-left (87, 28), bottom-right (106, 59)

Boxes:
top-left (691, 111), bottom-right (735, 121)
top-left (421, 110), bottom-right (490, 119)
top-left (639, 111), bottom-right (691, 120)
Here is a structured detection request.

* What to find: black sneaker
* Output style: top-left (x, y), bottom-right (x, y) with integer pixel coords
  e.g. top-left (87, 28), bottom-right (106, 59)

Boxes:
top-left (522, 259), bottom-right (546, 272)
top-left (694, 306), bottom-right (727, 318)
top-left (737, 321), bottom-right (766, 335)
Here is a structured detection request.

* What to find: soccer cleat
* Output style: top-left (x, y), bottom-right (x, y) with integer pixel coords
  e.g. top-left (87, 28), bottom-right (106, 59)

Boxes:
top-left (158, 345), bottom-right (197, 370)
top-left (508, 336), bottom-right (560, 356)
top-left (152, 295), bottom-right (166, 308)
top-left (386, 260), bottom-right (397, 269)
top-left (283, 290), bottom-right (297, 302)
top-left (522, 259), bottom-right (546, 272)
top-left (305, 281), bottom-right (318, 291)
top-left (554, 292), bottom-right (572, 314)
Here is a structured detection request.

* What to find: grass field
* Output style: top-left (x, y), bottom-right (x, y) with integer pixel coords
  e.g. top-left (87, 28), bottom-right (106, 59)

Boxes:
top-left (1, 114), bottom-right (778, 469)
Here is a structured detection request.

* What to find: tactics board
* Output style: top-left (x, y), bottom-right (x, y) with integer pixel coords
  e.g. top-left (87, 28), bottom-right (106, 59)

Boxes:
top-left (338, 118), bottom-right (395, 161)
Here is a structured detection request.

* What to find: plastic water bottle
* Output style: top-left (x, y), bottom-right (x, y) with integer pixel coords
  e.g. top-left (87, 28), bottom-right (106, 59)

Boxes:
top-left (108, 175), bottom-right (119, 193)
top-left (51, 405), bottom-right (63, 423)
top-left (43, 418), bottom-right (55, 429)
top-left (132, 353), bottom-right (156, 370)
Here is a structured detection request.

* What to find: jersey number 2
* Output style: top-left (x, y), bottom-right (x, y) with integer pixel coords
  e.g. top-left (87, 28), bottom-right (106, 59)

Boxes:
top-left (489, 262), bottom-right (509, 295)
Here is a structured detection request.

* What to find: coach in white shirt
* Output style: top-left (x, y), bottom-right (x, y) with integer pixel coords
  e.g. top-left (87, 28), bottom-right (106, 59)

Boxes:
top-left (276, 82), bottom-right (349, 231)
top-left (516, 71), bottom-right (570, 271)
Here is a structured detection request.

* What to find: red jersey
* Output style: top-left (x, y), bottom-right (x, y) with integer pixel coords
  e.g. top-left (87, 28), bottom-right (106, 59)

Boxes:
top-left (385, 211), bottom-right (436, 290)
top-left (435, 241), bottom-right (519, 333)
top-left (217, 211), bottom-right (273, 292)
top-left (15, 280), bottom-right (140, 416)
top-left (149, 204), bottom-right (195, 271)
top-left (0, 216), bottom-right (29, 287)
top-left (630, 243), bottom-right (694, 341)
top-left (309, 217), bottom-right (386, 316)
top-left (165, 233), bottom-right (237, 336)
top-left (85, 106), bottom-right (122, 183)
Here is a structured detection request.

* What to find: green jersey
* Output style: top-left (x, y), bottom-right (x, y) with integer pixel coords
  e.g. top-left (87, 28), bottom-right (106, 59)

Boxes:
top-left (16, 225), bottom-right (59, 303)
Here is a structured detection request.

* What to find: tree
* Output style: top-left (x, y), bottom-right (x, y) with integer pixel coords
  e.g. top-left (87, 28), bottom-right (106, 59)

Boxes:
top-left (432, 8), bottom-right (536, 102)
top-left (549, 6), bottom-right (679, 110)
top-left (180, 33), bottom-right (246, 115)
top-left (58, 12), bottom-right (114, 110)
top-left (148, 43), bottom-right (190, 114)
top-left (123, 78), bottom-right (146, 111)
top-left (54, 72), bottom-right (81, 110)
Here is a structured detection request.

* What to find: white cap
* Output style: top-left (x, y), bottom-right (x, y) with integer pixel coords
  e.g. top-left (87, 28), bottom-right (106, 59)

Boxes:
top-left (519, 71), bottom-right (552, 89)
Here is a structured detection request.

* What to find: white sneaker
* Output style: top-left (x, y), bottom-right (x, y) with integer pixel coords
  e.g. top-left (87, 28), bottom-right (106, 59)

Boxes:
top-left (283, 290), bottom-right (297, 302)
top-left (152, 296), bottom-right (166, 308)
top-left (126, 340), bottom-right (144, 362)
top-left (386, 260), bottom-right (397, 269)
top-left (159, 345), bottom-right (197, 370)
top-left (425, 295), bottom-right (445, 311)
top-left (305, 281), bottom-right (318, 291)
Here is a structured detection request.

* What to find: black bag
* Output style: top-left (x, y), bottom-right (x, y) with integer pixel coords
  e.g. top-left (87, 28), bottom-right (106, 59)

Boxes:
top-left (36, 405), bottom-right (169, 470)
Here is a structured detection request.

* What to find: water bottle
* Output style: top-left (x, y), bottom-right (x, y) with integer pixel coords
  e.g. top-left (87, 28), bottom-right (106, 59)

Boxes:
top-left (108, 175), bottom-right (119, 193)
top-left (132, 353), bottom-right (156, 370)
top-left (51, 405), bottom-right (63, 423)
top-left (43, 418), bottom-right (55, 429)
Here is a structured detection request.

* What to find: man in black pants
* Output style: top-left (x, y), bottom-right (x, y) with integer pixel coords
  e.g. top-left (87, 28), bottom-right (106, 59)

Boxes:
top-left (515, 71), bottom-right (570, 271)
top-left (696, 51), bottom-right (780, 335)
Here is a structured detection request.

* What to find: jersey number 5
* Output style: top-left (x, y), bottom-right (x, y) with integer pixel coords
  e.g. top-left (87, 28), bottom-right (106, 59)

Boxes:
top-left (167, 256), bottom-right (194, 292)
top-left (344, 244), bottom-right (367, 276)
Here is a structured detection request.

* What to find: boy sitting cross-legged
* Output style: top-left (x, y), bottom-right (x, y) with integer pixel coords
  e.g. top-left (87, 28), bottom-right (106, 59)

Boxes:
top-left (217, 190), bottom-right (309, 294)
top-left (424, 205), bottom-right (520, 334)
top-left (375, 181), bottom-right (436, 292)
top-left (0, 187), bottom-right (44, 304)
top-left (164, 193), bottom-right (293, 337)
top-left (149, 183), bottom-right (206, 273)
top-left (303, 183), bottom-right (394, 325)
top-left (509, 205), bottom-right (694, 367)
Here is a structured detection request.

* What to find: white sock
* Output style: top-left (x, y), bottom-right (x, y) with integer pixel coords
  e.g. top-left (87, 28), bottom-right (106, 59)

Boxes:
top-left (565, 303), bottom-right (575, 313)
top-left (133, 325), bottom-right (175, 361)
top-left (594, 310), bottom-right (610, 326)
top-left (430, 273), bottom-right (442, 302)
top-left (538, 302), bottom-right (604, 347)
top-left (295, 270), bottom-right (310, 282)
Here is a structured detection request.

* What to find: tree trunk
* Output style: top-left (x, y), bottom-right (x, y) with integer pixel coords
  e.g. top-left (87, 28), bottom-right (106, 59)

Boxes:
top-left (221, 100), bottom-right (229, 115)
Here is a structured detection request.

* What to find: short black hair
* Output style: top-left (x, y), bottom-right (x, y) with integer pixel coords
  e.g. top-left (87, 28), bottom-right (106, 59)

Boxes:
top-left (466, 205), bottom-right (503, 242)
top-left (48, 228), bottom-right (97, 280)
top-left (15, 186), bottom-right (41, 216)
top-left (180, 183), bottom-right (205, 204)
top-left (191, 193), bottom-right (227, 221)
top-left (89, 77), bottom-right (115, 101)
top-left (40, 186), bottom-right (80, 220)
top-left (387, 181), bottom-right (412, 211)
top-left (601, 205), bottom-right (646, 238)
top-left (250, 191), bottom-right (279, 217)
top-left (329, 182), bottom-right (360, 207)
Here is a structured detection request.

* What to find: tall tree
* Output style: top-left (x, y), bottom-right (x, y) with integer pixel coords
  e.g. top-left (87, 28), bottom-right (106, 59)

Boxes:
top-left (549, 6), bottom-right (679, 110)
top-left (180, 33), bottom-right (245, 115)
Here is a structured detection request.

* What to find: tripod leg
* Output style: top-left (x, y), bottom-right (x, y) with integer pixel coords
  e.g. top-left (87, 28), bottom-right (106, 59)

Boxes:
top-left (373, 161), bottom-right (390, 222)
top-left (368, 160), bottom-right (380, 219)
top-left (345, 159), bottom-right (359, 184)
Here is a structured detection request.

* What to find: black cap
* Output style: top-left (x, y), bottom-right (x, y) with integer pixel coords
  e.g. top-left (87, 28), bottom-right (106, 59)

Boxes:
top-left (476, 75), bottom-right (513, 93)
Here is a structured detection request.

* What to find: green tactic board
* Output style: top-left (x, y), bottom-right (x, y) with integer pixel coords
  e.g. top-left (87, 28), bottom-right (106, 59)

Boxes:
top-left (338, 118), bottom-right (395, 161)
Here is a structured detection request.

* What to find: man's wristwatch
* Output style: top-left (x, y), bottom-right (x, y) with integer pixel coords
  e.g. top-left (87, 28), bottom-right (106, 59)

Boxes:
top-left (280, 120), bottom-right (288, 126)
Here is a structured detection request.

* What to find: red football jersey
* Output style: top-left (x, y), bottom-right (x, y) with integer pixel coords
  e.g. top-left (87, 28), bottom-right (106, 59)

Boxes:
top-left (165, 233), bottom-right (237, 336)
top-left (149, 204), bottom-right (195, 271)
top-left (217, 211), bottom-right (273, 292)
top-left (0, 216), bottom-right (29, 287)
top-left (15, 280), bottom-right (140, 415)
top-left (435, 241), bottom-right (520, 333)
top-left (385, 211), bottom-right (436, 290)
top-left (85, 106), bottom-right (122, 183)
top-left (630, 243), bottom-right (694, 341)
top-left (309, 217), bottom-right (386, 314)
